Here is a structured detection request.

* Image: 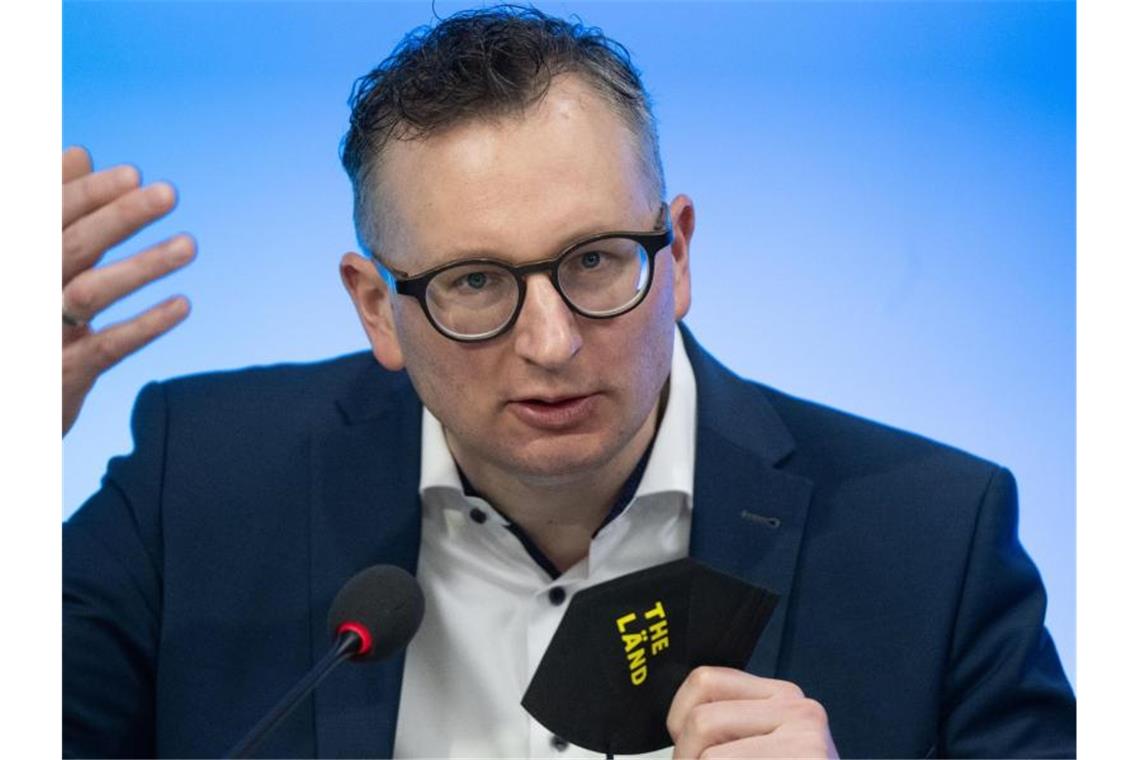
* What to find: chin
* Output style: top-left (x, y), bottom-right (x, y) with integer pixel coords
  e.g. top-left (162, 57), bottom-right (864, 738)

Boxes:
top-left (494, 433), bottom-right (625, 485)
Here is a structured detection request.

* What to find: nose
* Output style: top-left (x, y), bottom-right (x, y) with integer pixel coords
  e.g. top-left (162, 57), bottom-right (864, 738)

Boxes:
top-left (512, 274), bottom-right (582, 368)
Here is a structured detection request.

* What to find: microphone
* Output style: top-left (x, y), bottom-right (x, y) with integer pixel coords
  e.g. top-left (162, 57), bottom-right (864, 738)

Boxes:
top-left (226, 565), bottom-right (425, 759)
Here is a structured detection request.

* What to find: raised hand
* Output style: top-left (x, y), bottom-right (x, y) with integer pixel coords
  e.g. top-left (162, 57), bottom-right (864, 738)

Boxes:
top-left (62, 146), bottom-right (195, 436)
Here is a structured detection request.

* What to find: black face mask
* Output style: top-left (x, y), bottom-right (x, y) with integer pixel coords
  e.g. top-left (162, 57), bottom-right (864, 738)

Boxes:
top-left (522, 558), bottom-right (779, 755)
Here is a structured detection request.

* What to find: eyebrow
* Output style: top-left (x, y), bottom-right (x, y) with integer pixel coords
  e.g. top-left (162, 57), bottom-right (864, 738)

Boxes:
top-left (421, 206), bottom-right (665, 269)
top-left (413, 231), bottom-right (592, 270)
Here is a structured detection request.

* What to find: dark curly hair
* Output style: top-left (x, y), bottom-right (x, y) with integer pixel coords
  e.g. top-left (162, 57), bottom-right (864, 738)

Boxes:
top-left (340, 4), bottom-right (665, 254)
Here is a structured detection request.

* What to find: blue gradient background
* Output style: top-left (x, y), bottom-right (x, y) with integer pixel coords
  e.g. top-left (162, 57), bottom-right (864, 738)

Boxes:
top-left (63, 1), bottom-right (1075, 684)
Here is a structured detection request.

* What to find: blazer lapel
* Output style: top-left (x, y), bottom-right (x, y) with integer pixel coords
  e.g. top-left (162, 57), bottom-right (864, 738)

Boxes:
top-left (308, 364), bottom-right (423, 758)
top-left (682, 326), bottom-right (814, 679)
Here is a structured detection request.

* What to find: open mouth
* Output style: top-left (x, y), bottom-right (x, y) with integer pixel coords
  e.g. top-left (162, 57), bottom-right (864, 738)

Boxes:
top-left (524, 396), bottom-right (588, 408)
top-left (508, 394), bottom-right (598, 430)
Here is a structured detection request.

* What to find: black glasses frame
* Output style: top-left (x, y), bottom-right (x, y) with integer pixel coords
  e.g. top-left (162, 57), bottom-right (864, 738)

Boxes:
top-left (372, 203), bottom-right (674, 342)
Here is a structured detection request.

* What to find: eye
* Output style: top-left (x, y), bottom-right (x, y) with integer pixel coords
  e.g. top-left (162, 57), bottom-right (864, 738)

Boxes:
top-left (580, 251), bottom-right (602, 269)
top-left (443, 269), bottom-right (498, 292)
top-left (568, 249), bottom-right (611, 271)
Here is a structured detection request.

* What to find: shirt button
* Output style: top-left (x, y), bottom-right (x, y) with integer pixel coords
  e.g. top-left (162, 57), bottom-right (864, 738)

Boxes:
top-left (548, 586), bottom-right (567, 605)
top-left (469, 508), bottom-right (487, 524)
top-left (550, 735), bottom-right (569, 752)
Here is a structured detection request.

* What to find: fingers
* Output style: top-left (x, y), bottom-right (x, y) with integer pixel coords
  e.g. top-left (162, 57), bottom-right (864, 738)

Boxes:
top-left (667, 667), bottom-right (802, 741)
top-left (671, 699), bottom-right (832, 759)
top-left (671, 700), bottom-right (781, 760)
top-left (63, 162), bottom-right (141, 229)
top-left (63, 181), bottom-right (177, 284)
top-left (64, 295), bottom-right (190, 384)
top-left (60, 146), bottom-right (195, 437)
top-left (63, 145), bottom-right (92, 183)
top-left (668, 669), bottom-right (834, 760)
top-left (63, 234), bottom-right (196, 329)
top-left (62, 295), bottom-right (190, 436)
top-left (692, 728), bottom-right (834, 759)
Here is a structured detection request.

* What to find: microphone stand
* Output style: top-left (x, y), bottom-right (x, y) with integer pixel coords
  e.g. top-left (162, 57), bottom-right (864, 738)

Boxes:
top-left (225, 630), bottom-right (361, 759)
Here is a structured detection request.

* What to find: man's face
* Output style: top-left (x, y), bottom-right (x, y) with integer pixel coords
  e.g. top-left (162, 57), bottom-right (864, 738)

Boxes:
top-left (347, 75), bottom-right (692, 487)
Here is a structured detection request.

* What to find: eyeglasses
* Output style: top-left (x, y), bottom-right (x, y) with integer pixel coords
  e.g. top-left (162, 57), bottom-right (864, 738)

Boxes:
top-left (371, 203), bottom-right (674, 342)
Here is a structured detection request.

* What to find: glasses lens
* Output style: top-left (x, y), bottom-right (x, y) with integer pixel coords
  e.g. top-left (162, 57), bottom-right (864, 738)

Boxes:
top-left (557, 237), bottom-right (651, 316)
top-left (425, 262), bottom-right (519, 339)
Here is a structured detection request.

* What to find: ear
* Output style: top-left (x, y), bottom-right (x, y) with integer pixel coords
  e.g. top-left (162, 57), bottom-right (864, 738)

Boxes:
top-left (339, 252), bottom-right (406, 371)
top-left (667, 194), bottom-right (695, 320)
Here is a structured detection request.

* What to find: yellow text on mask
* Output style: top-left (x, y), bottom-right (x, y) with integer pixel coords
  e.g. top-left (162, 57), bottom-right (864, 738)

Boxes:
top-left (615, 601), bottom-right (670, 686)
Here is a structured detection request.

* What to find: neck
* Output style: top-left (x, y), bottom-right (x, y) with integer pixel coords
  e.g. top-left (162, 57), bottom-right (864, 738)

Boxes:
top-left (448, 381), bottom-right (668, 573)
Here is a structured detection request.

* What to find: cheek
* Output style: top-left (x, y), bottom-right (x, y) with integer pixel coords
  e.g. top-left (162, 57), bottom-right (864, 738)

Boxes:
top-left (639, 256), bottom-right (679, 360)
top-left (394, 316), bottom-right (455, 406)
top-left (395, 317), bottom-right (497, 427)
top-left (601, 258), bottom-right (676, 397)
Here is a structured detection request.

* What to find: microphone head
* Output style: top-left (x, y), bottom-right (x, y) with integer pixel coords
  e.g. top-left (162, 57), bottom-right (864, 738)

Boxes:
top-left (327, 565), bottom-right (425, 661)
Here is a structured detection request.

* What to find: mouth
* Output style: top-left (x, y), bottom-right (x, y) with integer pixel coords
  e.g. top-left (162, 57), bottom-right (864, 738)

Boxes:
top-left (506, 393), bottom-right (600, 431)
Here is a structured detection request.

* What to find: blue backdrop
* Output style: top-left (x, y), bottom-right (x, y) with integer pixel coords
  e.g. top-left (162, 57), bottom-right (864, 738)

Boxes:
top-left (63, 1), bottom-right (1075, 685)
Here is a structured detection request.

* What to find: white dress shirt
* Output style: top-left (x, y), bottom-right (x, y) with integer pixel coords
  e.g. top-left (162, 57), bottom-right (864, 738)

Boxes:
top-left (393, 327), bottom-right (698, 758)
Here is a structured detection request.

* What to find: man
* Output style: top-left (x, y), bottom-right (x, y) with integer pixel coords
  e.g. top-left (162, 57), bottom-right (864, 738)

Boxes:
top-left (63, 6), bottom-right (1075, 758)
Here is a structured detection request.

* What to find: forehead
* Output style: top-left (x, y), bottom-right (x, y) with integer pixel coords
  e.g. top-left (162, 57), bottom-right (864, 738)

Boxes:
top-left (372, 76), bottom-right (652, 268)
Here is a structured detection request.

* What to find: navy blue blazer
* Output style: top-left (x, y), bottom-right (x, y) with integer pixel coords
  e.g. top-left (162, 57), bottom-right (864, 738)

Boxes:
top-left (63, 328), bottom-right (1075, 758)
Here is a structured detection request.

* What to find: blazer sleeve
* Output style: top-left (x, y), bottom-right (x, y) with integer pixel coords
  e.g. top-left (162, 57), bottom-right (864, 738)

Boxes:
top-left (63, 382), bottom-right (169, 759)
top-left (939, 467), bottom-right (1075, 758)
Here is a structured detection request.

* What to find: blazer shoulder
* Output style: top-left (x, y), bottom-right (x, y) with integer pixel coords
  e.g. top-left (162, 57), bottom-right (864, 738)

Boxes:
top-left (681, 324), bottom-right (1000, 490)
top-left (158, 349), bottom-right (378, 392)
top-left (754, 382), bottom-right (1001, 489)
top-left (161, 350), bottom-right (398, 406)
top-left (145, 351), bottom-right (413, 440)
